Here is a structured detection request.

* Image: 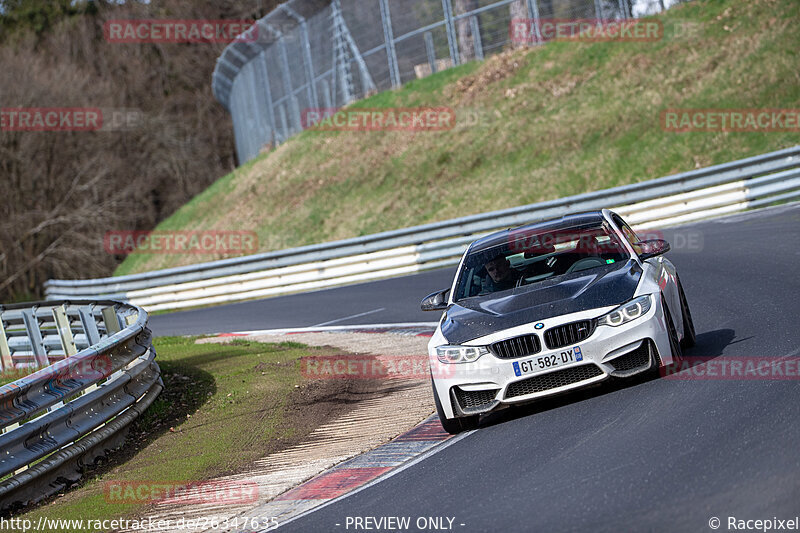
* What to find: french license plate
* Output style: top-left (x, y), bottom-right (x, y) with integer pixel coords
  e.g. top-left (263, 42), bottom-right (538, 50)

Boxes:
top-left (512, 346), bottom-right (583, 377)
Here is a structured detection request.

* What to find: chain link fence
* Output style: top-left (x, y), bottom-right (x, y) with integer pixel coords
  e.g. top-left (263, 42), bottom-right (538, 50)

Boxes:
top-left (212, 0), bottom-right (686, 164)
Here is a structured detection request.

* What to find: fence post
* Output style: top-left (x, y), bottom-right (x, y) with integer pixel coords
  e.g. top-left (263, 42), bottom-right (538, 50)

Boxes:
top-left (331, 0), bottom-right (354, 103)
top-left (442, 0), bottom-right (459, 66)
top-left (255, 52), bottom-right (278, 146)
top-left (320, 79), bottom-right (333, 110)
top-left (278, 104), bottom-right (289, 142)
top-left (281, 5), bottom-right (319, 110)
top-left (470, 16), bottom-right (483, 61)
top-left (617, 0), bottom-right (626, 18)
top-left (379, 0), bottom-right (401, 87)
top-left (268, 23), bottom-right (301, 132)
top-left (526, 0), bottom-right (542, 43)
top-left (594, 0), bottom-right (604, 20)
top-left (245, 65), bottom-right (268, 146)
top-left (424, 31), bottom-right (437, 74)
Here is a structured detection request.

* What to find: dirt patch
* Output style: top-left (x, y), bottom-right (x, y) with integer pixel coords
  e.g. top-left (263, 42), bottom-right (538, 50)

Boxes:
top-left (447, 48), bottom-right (528, 103)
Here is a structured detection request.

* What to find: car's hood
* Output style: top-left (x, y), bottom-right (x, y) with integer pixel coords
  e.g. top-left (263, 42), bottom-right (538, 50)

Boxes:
top-left (441, 260), bottom-right (642, 344)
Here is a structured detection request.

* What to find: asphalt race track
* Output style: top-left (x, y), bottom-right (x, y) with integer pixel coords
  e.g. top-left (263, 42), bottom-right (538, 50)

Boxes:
top-left (152, 204), bottom-right (800, 532)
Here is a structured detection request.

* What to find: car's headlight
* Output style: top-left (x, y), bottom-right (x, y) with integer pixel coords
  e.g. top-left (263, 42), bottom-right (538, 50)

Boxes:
top-left (597, 295), bottom-right (653, 327)
top-left (435, 345), bottom-right (488, 364)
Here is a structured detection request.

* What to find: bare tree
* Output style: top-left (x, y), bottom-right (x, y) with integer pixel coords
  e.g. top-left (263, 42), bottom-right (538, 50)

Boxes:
top-left (0, 0), bottom-right (283, 303)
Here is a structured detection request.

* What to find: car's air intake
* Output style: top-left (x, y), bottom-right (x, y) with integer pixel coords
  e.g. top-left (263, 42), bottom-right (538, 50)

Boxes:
top-left (505, 364), bottom-right (604, 399)
top-left (489, 334), bottom-right (542, 359)
top-left (453, 387), bottom-right (498, 412)
top-left (544, 320), bottom-right (596, 349)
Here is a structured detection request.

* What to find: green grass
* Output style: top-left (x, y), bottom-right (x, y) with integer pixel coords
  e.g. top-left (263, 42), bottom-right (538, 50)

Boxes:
top-left (11, 337), bottom-right (337, 532)
top-left (115, 0), bottom-right (800, 277)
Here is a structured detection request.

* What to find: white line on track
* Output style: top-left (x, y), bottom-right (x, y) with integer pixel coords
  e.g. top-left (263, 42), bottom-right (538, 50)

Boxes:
top-left (312, 308), bottom-right (387, 327)
top-left (269, 428), bottom-right (475, 531)
top-left (214, 322), bottom-right (440, 336)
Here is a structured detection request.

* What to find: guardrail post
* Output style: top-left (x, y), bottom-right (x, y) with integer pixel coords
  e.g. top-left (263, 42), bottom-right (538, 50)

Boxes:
top-left (424, 32), bottom-right (437, 74)
top-left (78, 307), bottom-right (101, 346)
top-left (21, 308), bottom-right (48, 367)
top-left (0, 315), bottom-right (12, 371)
top-left (379, 0), bottom-right (401, 88)
top-left (442, 0), bottom-right (459, 66)
top-left (52, 305), bottom-right (77, 357)
top-left (101, 306), bottom-right (121, 336)
top-left (0, 301), bottom-right (162, 511)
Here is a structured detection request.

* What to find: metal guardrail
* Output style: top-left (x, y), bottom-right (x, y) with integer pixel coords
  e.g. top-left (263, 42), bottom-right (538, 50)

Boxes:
top-left (0, 300), bottom-right (161, 511)
top-left (45, 146), bottom-right (800, 312)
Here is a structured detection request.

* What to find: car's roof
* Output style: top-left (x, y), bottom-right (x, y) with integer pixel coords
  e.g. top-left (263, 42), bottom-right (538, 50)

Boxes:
top-left (468, 211), bottom-right (608, 254)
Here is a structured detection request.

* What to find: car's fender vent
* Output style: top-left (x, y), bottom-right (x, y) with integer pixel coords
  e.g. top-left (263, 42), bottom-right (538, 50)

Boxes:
top-left (505, 364), bottom-right (604, 399)
top-left (453, 387), bottom-right (498, 411)
top-left (489, 334), bottom-right (541, 359)
top-left (544, 320), bottom-right (596, 350)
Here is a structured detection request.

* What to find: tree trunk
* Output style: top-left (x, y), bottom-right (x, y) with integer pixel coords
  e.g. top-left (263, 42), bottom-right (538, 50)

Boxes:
top-left (510, 0), bottom-right (528, 48)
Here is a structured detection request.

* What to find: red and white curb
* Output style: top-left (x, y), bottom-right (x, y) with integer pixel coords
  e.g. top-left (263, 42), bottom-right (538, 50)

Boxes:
top-left (234, 416), bottom-right (471, 531)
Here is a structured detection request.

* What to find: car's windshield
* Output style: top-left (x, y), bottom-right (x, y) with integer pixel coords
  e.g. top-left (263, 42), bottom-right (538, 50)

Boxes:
top-left (454, 221), bottom-right (629, 301)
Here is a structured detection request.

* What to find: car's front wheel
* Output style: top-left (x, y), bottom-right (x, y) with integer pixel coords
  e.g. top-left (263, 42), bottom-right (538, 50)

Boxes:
top-left (432, 379), bottom-right (479, 434)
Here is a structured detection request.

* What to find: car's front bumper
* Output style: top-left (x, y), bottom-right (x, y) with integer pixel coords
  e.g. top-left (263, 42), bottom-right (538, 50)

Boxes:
top-left (429, 296), bottom-right (674, 419)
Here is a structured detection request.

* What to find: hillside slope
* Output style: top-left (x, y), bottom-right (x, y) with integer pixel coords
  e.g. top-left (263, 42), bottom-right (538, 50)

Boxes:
top-left (116, 0), bottom-right (799, 276)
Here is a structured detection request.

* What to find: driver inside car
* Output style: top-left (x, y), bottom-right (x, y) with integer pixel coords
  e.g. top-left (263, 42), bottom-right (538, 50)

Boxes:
top-left (481, 254), bottom-right (523, 293)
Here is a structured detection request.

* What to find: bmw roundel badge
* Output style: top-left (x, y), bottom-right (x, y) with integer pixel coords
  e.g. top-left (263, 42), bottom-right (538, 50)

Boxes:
top-left (534, 322), bottom-right (544, 329)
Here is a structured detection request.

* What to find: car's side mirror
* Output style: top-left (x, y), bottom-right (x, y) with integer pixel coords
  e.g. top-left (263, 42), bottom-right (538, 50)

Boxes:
top-left (421, 288), bottom-right (450, 311)
top-left (636, 239), bottom-right (671, 260)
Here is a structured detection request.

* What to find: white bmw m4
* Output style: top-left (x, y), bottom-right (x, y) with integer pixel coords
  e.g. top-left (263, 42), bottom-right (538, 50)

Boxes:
top-left (421, 209), bottom-right (695, 434)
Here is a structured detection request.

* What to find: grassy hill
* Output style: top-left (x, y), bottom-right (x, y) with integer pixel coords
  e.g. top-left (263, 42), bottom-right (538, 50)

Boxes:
top-left (116, 0), bottom-right (799, 276)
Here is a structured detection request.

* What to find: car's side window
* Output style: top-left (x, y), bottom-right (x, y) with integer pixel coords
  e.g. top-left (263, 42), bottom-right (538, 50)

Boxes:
top-left (613, 215), bottom-right (642, 255)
